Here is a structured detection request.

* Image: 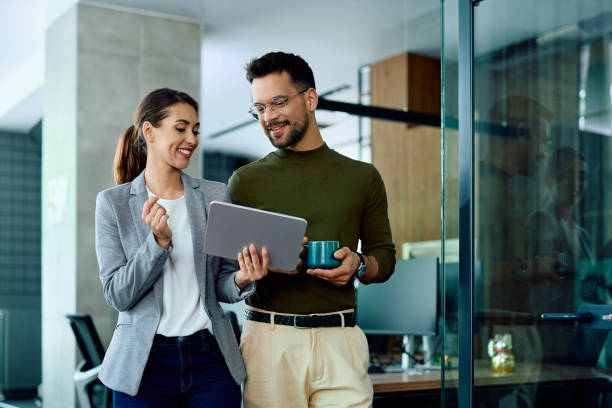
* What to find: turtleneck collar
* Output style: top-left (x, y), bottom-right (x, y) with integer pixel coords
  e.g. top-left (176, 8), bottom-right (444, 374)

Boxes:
top-left (272, 142), bottom-right (330, 161)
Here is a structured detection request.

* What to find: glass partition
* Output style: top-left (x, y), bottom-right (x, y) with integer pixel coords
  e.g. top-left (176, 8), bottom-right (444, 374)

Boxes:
top-left (469, 1), bottom-right (612, 406)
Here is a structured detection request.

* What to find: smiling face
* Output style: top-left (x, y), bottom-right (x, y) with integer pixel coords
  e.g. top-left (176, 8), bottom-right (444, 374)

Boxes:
top-left (251, 71), bottom-right (311, 149)
top-left (143, 102), bottom-right (200, 171)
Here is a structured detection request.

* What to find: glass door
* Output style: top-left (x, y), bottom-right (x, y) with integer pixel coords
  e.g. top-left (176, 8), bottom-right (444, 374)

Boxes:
top-left (445, 0), bottom-right (612, 406)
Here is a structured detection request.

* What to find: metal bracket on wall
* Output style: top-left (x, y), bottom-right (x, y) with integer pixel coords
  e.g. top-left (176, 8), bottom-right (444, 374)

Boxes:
top-left (317, 98), bottom-right (441, 127)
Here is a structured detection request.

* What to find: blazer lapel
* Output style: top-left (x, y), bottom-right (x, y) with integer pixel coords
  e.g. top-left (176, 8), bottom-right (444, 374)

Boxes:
top-left (182, 173), bottom-right (208, 297)
top-left (128, 171), bottom-right (150, 245)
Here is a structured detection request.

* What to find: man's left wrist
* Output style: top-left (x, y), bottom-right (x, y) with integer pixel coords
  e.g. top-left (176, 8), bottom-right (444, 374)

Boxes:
top-left (353, 251), bottom-right (367, 278)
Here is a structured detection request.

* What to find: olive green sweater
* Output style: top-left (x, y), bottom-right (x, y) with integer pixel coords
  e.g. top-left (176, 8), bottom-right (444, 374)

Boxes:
top-left (228, 143), bottom-right (395, 314)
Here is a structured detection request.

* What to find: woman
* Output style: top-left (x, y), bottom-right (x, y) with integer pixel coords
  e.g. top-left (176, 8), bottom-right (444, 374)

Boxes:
top-left (95, 88), bottom-right (268, 407)
top-left (526, 147), bottom-right (603, 365)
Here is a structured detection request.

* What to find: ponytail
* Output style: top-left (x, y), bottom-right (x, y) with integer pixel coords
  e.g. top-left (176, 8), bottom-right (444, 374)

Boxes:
top-left (113, 125), bottom-right (147, 185)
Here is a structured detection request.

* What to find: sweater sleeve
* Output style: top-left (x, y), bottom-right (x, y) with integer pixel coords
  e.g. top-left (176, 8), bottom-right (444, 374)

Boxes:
top-left (360, 166), bottom-right (396, 283)
top-left (227, 171), bottom-right (241, 204)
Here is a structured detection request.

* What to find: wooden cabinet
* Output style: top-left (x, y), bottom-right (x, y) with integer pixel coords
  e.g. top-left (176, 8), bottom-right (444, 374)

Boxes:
top-left (371, 52), bottom-right (444, 255)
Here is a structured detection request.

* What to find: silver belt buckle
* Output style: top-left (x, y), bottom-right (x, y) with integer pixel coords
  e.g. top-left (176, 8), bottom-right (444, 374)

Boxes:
top-left (293, 315), bottom-right (309, 329)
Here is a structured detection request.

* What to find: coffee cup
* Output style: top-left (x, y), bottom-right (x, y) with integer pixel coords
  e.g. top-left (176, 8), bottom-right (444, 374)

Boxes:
top-left (304, 241), bottom-right (341, 269)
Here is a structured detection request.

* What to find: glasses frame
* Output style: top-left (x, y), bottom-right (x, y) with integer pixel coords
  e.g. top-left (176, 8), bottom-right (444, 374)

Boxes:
top-left (248, 88), bottom-right (309, 120)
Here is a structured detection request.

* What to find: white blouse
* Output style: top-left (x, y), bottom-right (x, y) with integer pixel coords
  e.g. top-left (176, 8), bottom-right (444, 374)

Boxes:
top-left (147, 189), bottom-right (212, 336)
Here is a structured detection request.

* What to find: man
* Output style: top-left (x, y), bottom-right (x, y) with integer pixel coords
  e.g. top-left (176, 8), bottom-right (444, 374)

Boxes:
top-left (228, 51), bottom-right (396, 407)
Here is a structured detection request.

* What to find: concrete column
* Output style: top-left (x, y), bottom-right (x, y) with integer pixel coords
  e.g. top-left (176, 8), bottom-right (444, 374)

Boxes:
top-left (42, 4), bottom-right (200, 406)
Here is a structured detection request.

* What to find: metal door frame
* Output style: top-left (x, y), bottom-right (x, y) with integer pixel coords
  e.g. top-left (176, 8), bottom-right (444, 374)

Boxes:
top-left (457, 0), bottom-right (477, 407)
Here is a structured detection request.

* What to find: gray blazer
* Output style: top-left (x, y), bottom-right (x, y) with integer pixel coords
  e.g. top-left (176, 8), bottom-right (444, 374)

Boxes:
top-left (94, 171), bottom-right (252, 396)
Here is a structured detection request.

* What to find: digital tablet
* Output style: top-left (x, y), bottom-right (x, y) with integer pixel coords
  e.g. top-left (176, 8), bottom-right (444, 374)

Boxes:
top-left (203, 201), bottom-right (308, 270)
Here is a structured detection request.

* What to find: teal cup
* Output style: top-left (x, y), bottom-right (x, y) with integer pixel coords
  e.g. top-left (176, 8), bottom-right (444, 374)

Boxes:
top-left (304, 241), bottom-right (341, 269)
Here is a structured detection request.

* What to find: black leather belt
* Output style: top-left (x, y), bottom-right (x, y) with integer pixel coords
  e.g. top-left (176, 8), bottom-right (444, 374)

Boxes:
top-left (245, 309), bottom-right (356, 328)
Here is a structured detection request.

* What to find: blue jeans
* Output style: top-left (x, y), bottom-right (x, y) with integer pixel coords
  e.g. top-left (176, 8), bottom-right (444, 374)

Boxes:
top-left (113, 329), bottom-right (241, 408)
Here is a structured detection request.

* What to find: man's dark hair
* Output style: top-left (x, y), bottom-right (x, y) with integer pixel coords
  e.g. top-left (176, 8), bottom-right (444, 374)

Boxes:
top-left (245, 51), bottom-right (316, 90)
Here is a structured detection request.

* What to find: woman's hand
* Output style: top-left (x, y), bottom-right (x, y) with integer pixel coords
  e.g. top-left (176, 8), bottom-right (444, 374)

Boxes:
top-left (142, 196), bottom-right (172, 249)
top-left (235, 244), bottom-right (270, 290)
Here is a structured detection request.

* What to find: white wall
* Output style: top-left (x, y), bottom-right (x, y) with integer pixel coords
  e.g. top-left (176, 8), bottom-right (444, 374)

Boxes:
top-left (200, 1), bottom-right (441, 160)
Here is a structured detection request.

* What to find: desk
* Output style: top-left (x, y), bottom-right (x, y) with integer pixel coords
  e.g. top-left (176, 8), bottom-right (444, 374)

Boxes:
top-left (371, 360), bottom-right (610, 392)
top-left (370, 361), bottom-right (611, 406)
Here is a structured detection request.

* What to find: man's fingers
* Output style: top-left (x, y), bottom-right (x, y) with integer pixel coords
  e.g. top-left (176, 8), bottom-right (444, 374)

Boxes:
top-left (307, 268), bottom-right (343, 285)
top-left (307, 268), bottom-right (334, 279)
top-left (333, 247), bottom-right (351, 260)
top-left (307, 265), bottom-right (352, 286)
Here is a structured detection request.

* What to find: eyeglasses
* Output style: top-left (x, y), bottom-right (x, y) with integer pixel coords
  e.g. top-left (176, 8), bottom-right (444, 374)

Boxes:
top-left (248, 88), bottom-right (308, 120)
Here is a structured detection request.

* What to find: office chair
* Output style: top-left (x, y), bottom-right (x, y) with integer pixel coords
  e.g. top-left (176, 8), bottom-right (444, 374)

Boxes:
top-left (66, 314), bottom-right (112, 408)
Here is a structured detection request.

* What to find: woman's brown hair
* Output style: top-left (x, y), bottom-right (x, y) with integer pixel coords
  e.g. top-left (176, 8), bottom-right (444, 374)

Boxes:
top-left (113, 88), bottom-right (199, 185)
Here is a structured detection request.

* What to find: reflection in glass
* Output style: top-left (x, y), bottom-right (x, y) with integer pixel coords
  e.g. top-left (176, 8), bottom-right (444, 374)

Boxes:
top-left (473, 1), bottom-right (612, 406)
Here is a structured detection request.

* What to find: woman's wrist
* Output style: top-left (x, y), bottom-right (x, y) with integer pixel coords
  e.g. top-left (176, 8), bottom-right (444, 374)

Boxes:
top-left (234, 270), bottom-right (252, 290)
top-left (154, 234), bottom-right (171, 250)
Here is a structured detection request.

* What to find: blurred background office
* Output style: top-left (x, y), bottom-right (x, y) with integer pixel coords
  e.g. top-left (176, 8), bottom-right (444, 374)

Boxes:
top-left (2, 0), bottom-right (612, 407)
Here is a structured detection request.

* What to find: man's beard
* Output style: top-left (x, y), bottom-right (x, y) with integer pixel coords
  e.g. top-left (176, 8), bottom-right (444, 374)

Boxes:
top-left (265, 115), bottom-right (309, 149)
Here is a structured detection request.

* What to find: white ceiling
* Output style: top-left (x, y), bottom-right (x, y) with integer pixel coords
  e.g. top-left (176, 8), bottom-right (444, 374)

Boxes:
top-left (198, 0), bottom-right (440, 157)
top-left (0, 0), bottom-right (441, 158)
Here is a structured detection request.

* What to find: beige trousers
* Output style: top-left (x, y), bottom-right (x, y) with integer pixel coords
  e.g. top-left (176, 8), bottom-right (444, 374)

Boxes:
top-left (241, 307), bottom-right (372, 408)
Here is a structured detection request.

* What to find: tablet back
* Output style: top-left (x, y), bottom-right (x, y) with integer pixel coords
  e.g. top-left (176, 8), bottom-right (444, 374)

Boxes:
top-left (204, 201), bottom-right (307, 270)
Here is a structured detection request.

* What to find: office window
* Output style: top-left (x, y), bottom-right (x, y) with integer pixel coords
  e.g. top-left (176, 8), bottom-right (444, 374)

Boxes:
top-left (203, 151), bottom-right (252, 184)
